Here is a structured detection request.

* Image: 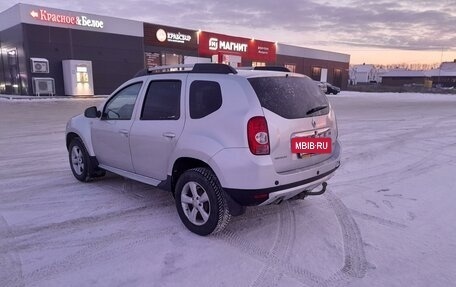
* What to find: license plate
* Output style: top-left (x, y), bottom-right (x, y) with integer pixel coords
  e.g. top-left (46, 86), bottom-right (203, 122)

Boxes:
top-left (291, 137), bottom-right (332, 156)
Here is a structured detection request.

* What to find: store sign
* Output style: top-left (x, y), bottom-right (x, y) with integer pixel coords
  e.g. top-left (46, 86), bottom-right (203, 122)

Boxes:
top-left (156, 28), bottom-right (192, 44)
top-left (199, 32), bottom-right (276, 63)
top-left (29, 9), bottom-right (104, 29)
top-left (144, 24), bottom-right (197, 50)
top-left (208, 38), bottom-right (248, 52)
top-left (258, 46), bottom-right (270, 55)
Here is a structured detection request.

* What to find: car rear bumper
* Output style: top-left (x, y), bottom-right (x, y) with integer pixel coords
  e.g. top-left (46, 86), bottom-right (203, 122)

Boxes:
top-left (209, 140), bottom-right (341, 206)
top-left (224, 166), bottom-right (337, 205)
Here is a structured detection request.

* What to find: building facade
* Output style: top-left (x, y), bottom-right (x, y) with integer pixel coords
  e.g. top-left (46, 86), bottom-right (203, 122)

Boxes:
top-left (0, 3), bottom-right (351, 96)
top-left (143, 23), bottom-right (200, 68)
top-left (350, 64), bottom-right (376, 84)
top-left (198, 31), bottom-right (277, 67)
top-left (381, 61), bottom-right (456, 87)
top-left (380, 70), bottom-right (428, 86)
top-left (0, 4), bottom-right (144, 96)
top-left (277, 44), bottom-right (350, 89)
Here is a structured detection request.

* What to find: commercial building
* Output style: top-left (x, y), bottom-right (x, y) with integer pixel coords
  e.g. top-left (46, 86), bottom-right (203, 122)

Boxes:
top-left (0, 4), bottom-right (144, 96)
top-left (198, 31), bottom-right (277, 67)
top-left (277, 44), bottom-right (350, 88)
top-left (143, 23), bottom-right (199, 68)
top-left (0, 3), bottom-right (350, 96)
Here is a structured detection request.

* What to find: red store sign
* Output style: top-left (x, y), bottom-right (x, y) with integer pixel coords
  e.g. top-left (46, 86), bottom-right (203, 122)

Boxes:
top-left (29, 9), bottom-right (104, 28)
top-left (198, 31), bottom-right (276, 63)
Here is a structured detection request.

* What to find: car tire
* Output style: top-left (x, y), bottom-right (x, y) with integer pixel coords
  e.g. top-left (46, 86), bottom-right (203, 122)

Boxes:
top-left (175, 168), bottom-right (231, 236)
top-left (68, 138), bottom-right (92, 182)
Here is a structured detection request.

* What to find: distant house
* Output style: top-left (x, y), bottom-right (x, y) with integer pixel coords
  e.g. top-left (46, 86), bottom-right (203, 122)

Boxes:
top-left (440, 61), bottom-right (456, 71)
top-left (381, 60), bottom-right (456, 87)
top-left (350, 64), bottom-right (377, 84)
top-left (425, 62), bottom-right (456, 88)
top-left (375, 68), bottom-right (388, 83)
top-left (380, 70), bottom-right (429, 86)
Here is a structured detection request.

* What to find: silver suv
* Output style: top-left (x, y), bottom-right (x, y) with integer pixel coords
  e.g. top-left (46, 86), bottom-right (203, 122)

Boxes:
top-left (66, 63), bottom-right (341, 236)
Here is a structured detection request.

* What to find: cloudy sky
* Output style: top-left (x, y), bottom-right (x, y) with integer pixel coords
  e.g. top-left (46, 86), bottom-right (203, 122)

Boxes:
top-left (1, 0), bottom-right (455, 64)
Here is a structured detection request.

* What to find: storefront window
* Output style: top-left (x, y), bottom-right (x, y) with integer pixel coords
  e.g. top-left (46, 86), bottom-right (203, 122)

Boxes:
top-left (145, 52), bottom-right (161, 68)
top-left (252, 62), bottom-right (266, 67)
top-left (76, 66), bottom-right (89, 83)
top-left (0, 49), bottom-right (5, 93)
top-left (163, 53), bottom-right (183, 66)
top-left (311, 66), bottom-right (322, 81)
top-left (285, 64), bottom-right (296, 73)
top-left (333, 68), bottom-right (342, 87)
top-left (1, 47), bottom-right (25, 95)
top-left (144, 52), bottom-right (184, 68)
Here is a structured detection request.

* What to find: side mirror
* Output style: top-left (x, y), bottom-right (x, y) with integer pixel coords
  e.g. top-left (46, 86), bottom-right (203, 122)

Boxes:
top-left (84, 106), bottom-right (101, 118)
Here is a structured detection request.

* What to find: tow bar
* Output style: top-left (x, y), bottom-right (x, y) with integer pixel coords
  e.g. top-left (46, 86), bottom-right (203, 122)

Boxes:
top-left (304, 182), bottom-right (327, 196)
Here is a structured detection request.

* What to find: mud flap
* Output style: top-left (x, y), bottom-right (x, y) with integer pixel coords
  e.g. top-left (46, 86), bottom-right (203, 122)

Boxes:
top-left (223, 190), bottom-right (246, 216)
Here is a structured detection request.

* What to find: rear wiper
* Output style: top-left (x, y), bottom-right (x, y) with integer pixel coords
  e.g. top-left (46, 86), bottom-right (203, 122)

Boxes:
top-left (306, 105), bottom-right (328, 115)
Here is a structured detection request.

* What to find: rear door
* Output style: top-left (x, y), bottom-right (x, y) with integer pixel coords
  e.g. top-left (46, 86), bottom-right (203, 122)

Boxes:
top-left (248, 75), bottom-right (335, 173)
top-left (129, 75), bottom-right (186, 180)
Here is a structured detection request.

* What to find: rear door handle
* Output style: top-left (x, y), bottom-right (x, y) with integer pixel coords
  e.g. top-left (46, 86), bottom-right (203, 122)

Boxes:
top-left (119, 129), bottom-right (129, 137)
top-left (162, 132), bottom-right (176, 139)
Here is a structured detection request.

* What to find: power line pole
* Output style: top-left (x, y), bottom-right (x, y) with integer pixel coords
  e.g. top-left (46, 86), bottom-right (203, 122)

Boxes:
top-left (437, 47), bottom-right (443, 87)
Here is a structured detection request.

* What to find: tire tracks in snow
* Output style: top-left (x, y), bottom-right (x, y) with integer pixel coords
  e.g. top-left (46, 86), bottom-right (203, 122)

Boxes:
top-left (349, 209), bottom-right (407, 229)
top-left (2, 202), bottom-right (182, 284)
top-left (0, 184), bottom-right (182, 285)
top-left (0, 215), bottom-right (25, 287)
top-left (217, 228), bottom-right (325, 287)
top-left (335, 115), bottom-right (455, 188)
top-left (322, 190), bottom-right (368, 286)
top-left (1, 176), bottom-right (174, 244)
top-left (0, 199), bottom-right (175, 253)
top-left (218, 190), bottom-right (368, 287)
top-left (250, 202), bottom-right (296, 287)
top-left (24, 225), bottom-right (181, 284)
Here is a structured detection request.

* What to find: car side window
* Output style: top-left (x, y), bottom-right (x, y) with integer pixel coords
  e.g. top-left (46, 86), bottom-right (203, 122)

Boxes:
top-left (141, 80), bottom-right (181, 120)
top-left (189, 81), bottom-right (222, 119)
top-left (103, 82), bottom-right (142, 120)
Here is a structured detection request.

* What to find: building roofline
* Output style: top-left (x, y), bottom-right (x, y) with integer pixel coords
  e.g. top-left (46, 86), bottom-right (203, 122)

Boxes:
top-left (277, 43), bottom-right (350, 63)
top-left (0, 3), bottom-right (144, 37)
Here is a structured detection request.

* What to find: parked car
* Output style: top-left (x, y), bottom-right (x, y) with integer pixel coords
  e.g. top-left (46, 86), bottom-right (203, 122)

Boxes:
top-left (314, 80), bottom-right (327, 94)
top-left (323, 82), bottom-right (341, 95)
top-left (66, 64), bottom-right (341, 236)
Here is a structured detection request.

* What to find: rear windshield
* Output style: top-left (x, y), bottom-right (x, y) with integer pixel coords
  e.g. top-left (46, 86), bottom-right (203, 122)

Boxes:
top-left (248, 76), bottom-right (329, 119)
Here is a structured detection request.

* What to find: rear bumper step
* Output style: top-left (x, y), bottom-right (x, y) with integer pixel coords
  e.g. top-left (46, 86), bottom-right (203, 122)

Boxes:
top-left (224, 166), bottom-right (337, 206)
top-left (264, 181), bottom-right (329, 205)
top-left (260, 174), bottom-right (332, 205)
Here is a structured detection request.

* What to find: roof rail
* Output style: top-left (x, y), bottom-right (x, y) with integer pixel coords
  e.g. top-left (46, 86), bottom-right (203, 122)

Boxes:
top-left (148, 64), bottom-right (194, 73)
top-left (192, 63), bottom-right (238, 74)
top-left (237, 66), bottom-right (291, 72)
top-left (134, 63), bottom-right (237, 77)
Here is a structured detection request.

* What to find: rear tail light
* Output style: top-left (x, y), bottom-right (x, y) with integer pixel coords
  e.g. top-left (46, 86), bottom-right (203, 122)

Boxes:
top-left (247, 116), bottom-right (270, 155)
top-left (329, 104), bottom-right (338, 140)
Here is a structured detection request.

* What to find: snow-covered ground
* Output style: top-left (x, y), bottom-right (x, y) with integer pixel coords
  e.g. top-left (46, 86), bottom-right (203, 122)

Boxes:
top-left (1, 91), bottom-right (455, 287)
